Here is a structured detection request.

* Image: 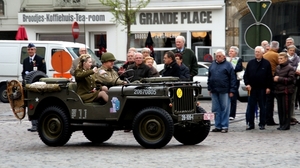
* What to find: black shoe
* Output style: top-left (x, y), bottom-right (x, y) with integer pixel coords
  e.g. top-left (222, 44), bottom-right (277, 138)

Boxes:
top-left (266, 122), bottom-right (279, 126)
top-left (27, 127), bottom-right (37, 132)
top-left (211, 128), bottom-right (222, 132)
top-left (259, 126), bottom-right (265, 130)
top-left (277, 127), bottom-right (282, 130)
top-left (246, 126), bottom-right (254, 130)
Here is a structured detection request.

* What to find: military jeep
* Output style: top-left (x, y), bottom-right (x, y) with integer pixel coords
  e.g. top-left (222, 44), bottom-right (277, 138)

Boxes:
top-left (24, 74), bottom-right (213, 149)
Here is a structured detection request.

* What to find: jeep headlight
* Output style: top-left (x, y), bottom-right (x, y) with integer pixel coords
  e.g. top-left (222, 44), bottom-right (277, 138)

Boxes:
top-left (193, 88), bottom-right (199, 97)
top-left (168, 89), bottom-right (173, 97)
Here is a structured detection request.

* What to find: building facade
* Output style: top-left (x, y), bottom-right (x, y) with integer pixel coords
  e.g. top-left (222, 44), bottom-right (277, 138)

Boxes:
top-left (226, 0), bottom-right (300, 61)
top-left (1, 0), bottom-right (226, 63)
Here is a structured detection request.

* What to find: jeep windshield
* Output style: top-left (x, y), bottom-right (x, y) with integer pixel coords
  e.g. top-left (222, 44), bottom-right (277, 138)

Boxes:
top-left (66, 47), bottom-right (102, 66)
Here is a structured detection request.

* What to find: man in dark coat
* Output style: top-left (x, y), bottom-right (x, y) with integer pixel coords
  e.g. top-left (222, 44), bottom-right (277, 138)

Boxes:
top-left (244, 46), bottom-right (273, 130)
top-left (162, 51), bottom-right (181, 78)
top-left (126, 52), bottom-right (152, 82)
top-left (172, 36), bottom-right (198, 80)
top-left (21, 43), bottom-right (46, 132)
top-left (22, 43), bottom-right (46, 80)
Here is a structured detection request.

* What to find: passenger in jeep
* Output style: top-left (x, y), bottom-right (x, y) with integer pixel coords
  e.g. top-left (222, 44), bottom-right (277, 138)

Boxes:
top-left (75, 54), bottom-right (108, 103)
top-left (125, 52), bottom-right (153, 82)
top-left (94, 52), bottom-right (127, 87)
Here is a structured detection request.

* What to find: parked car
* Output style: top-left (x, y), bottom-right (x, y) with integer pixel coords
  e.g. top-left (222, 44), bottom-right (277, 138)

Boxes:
top-left (193, 62), bottom-right (248, 102)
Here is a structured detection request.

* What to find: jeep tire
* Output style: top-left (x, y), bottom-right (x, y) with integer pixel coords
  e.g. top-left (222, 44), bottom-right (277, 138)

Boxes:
top-left (173, 106), bottom-right (211, 145)
top-left (38, 106), bottom-right (72, 146)
top-left (24, 70), bottom-right (47, 84)
top-left (83, 128), bottom-right (114, 143)
top-left (132, 107), bottom-right (174, 149)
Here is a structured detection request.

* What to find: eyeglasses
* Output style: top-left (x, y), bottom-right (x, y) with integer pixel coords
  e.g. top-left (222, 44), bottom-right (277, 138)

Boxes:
top-left (27, 48), bottom-right (35, 51)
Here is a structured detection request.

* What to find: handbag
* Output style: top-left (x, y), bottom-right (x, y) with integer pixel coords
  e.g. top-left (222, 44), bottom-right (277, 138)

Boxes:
top-left (236, 70), bottom-right (244, 80)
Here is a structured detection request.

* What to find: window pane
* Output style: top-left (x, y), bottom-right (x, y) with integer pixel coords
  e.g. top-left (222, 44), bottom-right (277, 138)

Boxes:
top-left (130, 32), bottom-right (187, 48)
top-left (0, 0), bottom-right (3, 16)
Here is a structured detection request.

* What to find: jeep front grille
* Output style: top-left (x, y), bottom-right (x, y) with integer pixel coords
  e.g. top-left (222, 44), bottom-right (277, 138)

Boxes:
top-left (173, 87), bottom-right (195, 114)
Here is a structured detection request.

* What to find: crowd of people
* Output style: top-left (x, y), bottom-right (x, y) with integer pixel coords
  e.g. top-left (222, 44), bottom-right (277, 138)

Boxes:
top-left (210, 37), bottom-right (300, 133)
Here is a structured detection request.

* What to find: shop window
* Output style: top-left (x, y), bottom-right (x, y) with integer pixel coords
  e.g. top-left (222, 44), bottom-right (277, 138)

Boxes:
top-left (0, 0), bottom-right (4, 16)
top-left (130, 32), bottom-right (187, 63)
top-left (191, 31), bottom-right (212, 61)
top-left (38, 33), bottom-right (85, 44)
top-left (94, 34), bottom-right (107, 58)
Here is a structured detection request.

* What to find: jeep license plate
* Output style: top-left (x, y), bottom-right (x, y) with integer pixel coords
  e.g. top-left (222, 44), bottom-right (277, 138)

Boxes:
top-left (204, 113), bottom-right (214, 120)
top-left (181, 114), bottom-right (194, 121)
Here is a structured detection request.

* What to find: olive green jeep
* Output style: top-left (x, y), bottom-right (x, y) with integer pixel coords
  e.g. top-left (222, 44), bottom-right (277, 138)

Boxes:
top-left (24, 72), bottom-right (214, 149)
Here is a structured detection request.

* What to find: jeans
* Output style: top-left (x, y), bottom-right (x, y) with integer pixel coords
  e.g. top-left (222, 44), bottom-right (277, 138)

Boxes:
top-left (212, 93), bottom-right (231, 129)
top-left (247, 88), bottom-right (267, 128)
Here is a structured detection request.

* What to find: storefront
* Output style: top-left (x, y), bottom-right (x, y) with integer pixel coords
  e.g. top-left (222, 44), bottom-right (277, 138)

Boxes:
top-left (18, 12), bottom-right (116, 58)
top-left (129, 5), bottom-right (226, 63)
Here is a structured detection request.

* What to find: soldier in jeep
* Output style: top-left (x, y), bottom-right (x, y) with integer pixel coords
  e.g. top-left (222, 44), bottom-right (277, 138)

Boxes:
top-left (94, 52), bottom-right (126, 88)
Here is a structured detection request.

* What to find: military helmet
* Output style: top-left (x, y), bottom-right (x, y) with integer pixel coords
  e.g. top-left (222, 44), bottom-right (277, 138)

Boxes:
top-left (101, 52), bottom-right (116, 63)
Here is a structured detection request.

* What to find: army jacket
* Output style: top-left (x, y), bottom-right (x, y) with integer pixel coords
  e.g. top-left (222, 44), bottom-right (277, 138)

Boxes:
top-left (95, 66), bottom-right (124, 87)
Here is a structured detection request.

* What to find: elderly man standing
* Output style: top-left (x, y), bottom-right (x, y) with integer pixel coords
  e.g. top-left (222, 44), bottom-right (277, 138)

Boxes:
top-left (244, 46), bottom-right (273, 130)
top-left (172, 36), bottom-right (198, 80)
top-left (22, 43), bottom-right (46, 132)
top-left (263, 41), bottom-right (279, 126)
top-left (226, 46), bottom-right (244, 120)
top-left (208, 49), bottom-right (236, 133)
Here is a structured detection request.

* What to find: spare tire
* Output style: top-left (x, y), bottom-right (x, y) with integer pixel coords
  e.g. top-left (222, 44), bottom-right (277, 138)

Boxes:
top-left (24, 71), bottom-right (48, 84)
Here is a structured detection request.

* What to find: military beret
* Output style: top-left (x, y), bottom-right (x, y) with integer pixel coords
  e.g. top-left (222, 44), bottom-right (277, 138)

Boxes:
top-left (28, 43), bottom-right (36, 48)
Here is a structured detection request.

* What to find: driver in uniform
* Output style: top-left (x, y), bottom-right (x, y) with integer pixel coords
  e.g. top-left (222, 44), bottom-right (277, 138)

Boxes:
top-left (94, 52), bottom-right (126, 87)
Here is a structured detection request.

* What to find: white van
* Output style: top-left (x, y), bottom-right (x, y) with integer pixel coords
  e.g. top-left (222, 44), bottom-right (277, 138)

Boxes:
top-left (0, 40), bottom-right (101, 103)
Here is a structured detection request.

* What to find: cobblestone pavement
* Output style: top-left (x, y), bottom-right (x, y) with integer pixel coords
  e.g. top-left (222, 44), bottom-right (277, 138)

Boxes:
top-left (0, 101), bottom-right (300, 168)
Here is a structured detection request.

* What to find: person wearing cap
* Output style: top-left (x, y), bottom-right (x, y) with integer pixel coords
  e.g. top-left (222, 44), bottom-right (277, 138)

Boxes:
top-left (21, 43), bottom-right (46, 132)
top-left (21, 43), bottom-right (46, 80)
top-left (94, 52), bottom-right (126, 88)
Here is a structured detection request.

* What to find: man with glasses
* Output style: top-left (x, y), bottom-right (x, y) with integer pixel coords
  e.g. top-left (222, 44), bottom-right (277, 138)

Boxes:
top-left (21, 43), bottom-right (46, 132)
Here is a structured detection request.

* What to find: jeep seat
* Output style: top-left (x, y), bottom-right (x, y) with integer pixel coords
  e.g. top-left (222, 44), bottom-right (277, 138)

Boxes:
top-left (68, 82), bottom-right (77, 92)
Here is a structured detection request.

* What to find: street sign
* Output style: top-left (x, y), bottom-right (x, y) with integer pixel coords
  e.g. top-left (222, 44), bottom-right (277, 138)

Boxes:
top-left (72, 21), bottom-right (79, 40)
top-left (244, 23), bottom-right (272, 50)
top-left (247, 0), bottom-right (272, 22)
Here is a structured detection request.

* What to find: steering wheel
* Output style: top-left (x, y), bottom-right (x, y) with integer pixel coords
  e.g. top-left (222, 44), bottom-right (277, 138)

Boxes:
top-left (114, 69), bottom-right (135, 86)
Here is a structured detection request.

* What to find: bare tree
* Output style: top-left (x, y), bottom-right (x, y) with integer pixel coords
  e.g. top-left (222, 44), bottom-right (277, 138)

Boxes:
top-left (99, 0), bottom-right (150, 51)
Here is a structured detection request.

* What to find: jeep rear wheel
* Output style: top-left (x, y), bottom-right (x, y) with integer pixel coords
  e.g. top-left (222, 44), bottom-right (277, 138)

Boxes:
top-left (83, 128), bottom-right (114, 143)
top-left (174, 106), bottom-right (211, 145)
top-left (132, 107), bottom-right (174, 149)
top-left (38, 106), bottom-right (71, 146)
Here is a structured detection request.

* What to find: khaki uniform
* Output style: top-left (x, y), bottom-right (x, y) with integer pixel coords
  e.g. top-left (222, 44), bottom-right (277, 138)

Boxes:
top-left (75, 69), bottom-right (99, 103)
top-left (94, 66), bottom-right (124, 86)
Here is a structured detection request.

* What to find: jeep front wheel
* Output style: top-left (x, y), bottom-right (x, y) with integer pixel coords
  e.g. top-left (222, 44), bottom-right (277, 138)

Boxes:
top-left (83, 128), bottom-right (114, 143)
top-left (38, 106), bottom-right (71, 146)
top-left (174, 106), bottom-right (211, 145)
top-left (132, 107), bottom-right (174, 149)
